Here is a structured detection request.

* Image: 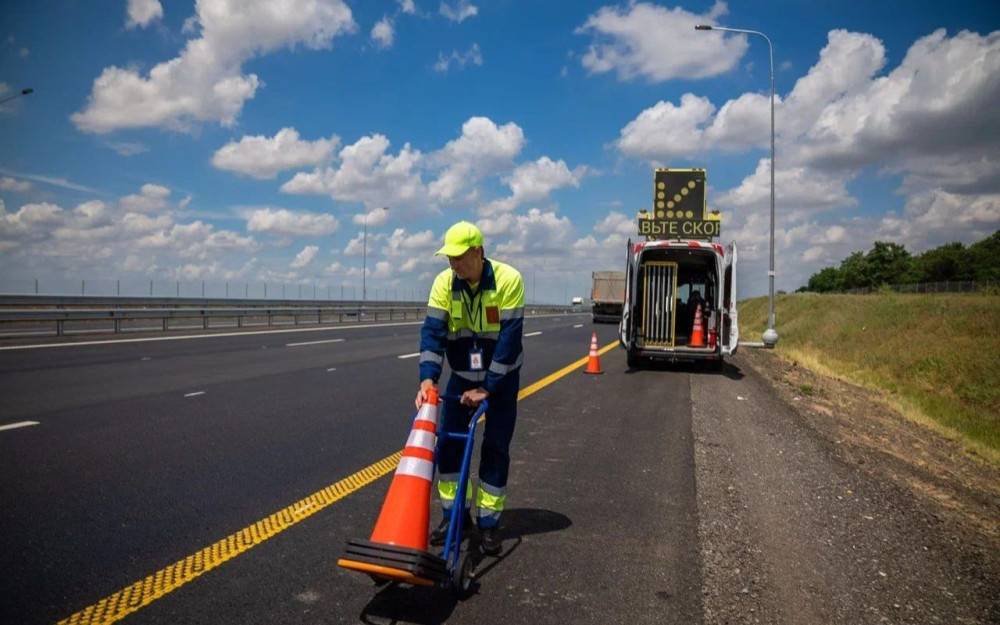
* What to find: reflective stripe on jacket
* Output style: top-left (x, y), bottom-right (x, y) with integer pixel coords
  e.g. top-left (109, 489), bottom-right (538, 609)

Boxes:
top-left (419, 258), bottom-right (525, 394)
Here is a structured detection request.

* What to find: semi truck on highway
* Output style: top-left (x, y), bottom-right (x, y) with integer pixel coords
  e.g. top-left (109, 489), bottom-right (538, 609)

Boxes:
top-left (619, 168), bottom-right (739, 369)
top-left (591, 271), bottom-right (626, 323)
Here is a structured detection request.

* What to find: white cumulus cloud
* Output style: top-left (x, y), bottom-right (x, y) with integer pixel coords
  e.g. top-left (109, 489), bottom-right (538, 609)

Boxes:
top-left (617, 93), bottom-right (717, 161)
top-left (281, 134), bottom-right (424, 209)
top-left (439, 1), bottom-right (477, 22)
top-left (0, 176), bottom-right (32, 192)
top-left (126, 0), bottom-right (163, 29)
top-left (484, 157), bottom-right (588, 214)
top-left (245, 207), bottom-right (339, 236)
top-left (212, 128), bottom-right (339, 179)
top-left (74, 0), bottom-right (357, 133)
top-left (433, 43), bottom-right (482, 72)
top-left (119, 183), bottom-right (171, 213)
top-left (429, 116), bottom-right (525, 203)
top-left (371, 16), bottom-right (395, 49)
top-left (0, 187), bottom-right (259, 278)
top-left (290, 245), bottom-right (320, 269)
top-left (576, 1), bottom-right (747, 82)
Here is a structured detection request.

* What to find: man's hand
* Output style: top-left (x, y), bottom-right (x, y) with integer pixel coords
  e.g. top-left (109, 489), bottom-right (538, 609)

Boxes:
top-left (415, 379), bottom-right (437, 409)
top-left (460, 387), bottom-right (489, 407)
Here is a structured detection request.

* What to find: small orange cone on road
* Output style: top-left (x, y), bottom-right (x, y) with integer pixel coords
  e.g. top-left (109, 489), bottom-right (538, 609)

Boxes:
top-left (338, 387), bottom-right (445, 586)
top-left (689, 303), bottom-right (705, 348)
top-left (584, 331), bottom-right (604, 375)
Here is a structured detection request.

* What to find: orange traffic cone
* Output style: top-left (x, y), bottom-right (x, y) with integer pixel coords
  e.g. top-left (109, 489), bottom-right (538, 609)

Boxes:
top-left (338, 388), bottom-right (446, 586)
top-left (584, 331), bottom-right (604, 374)
top-left (689, 304), bottom-right (705, 348)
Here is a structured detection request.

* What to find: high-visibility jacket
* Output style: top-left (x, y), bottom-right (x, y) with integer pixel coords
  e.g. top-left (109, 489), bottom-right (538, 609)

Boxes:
top-left (419, 258), bottom-right (525, 394)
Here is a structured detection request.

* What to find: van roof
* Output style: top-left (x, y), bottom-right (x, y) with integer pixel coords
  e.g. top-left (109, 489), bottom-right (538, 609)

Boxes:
top-left (634, 239), bottom-right (725, 256)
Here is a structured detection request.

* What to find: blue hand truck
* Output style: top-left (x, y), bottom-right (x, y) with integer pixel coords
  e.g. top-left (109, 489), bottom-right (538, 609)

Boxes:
top-left (339, 396), bottom-right (488, 597)
top-left (435, 395), bottom-right (488, 595)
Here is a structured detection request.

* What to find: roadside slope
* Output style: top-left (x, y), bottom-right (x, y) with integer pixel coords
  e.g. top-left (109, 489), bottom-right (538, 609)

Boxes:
top-left (739, 292), bottom-right (1000, 461)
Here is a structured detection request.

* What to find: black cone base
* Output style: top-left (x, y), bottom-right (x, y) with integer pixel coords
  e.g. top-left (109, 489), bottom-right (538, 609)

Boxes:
top-left (338, 538), bottom-right (448, 585)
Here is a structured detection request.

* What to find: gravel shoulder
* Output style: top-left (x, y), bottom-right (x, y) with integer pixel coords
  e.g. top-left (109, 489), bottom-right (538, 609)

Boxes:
top-left (691, 349), bottom-right (1000, 625)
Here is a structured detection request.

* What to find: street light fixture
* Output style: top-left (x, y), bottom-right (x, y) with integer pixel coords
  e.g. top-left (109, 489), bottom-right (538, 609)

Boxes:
top-left (362, 206), bottom-right (389, 303)
top-left (696, 24), bottom-right (778, 348)
top-left (0, 87), bottom-right (34, 106)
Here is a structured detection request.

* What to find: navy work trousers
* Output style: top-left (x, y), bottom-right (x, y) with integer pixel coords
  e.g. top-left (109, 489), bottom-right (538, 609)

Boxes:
top-left (438, 372), bottom-right (520, 492)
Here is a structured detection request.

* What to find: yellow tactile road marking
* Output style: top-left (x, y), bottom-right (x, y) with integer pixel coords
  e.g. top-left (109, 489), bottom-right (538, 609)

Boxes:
top-left (56, 340), bottom-right (620, 625)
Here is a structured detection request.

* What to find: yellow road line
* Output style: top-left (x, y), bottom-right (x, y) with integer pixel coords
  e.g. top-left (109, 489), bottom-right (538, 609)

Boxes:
top-left (518, 340), bottom-right (617, 401)
top-left (55, 340), bottom-right (620, 625)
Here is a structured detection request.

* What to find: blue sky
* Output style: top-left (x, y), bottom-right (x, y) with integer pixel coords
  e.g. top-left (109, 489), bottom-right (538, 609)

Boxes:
top-left (1, 0), bottom-right (998, 302)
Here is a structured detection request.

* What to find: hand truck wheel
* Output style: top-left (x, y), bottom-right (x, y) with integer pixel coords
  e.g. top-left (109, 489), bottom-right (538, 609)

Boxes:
top-left (451, 549), bottom-right (474, 597)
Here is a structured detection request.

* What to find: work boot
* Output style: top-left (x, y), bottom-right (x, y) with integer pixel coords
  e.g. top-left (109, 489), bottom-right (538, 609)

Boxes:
top-left (479, 527), bottom-right (502, 556)
top-left (430, 510), bottom-right (473, 546)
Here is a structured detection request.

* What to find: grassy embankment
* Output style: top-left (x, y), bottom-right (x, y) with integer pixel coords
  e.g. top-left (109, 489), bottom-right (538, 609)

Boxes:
top-left (738, 292), bottom-right (1000, 463)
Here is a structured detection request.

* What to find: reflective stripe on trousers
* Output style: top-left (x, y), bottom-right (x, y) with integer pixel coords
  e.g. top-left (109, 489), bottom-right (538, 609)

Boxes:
top-left (437, 478), bottom-right (507, 527)
top-left (437, 474), bottom-right (474, 510)
top-left (436, 373), bottom-right (519, 528)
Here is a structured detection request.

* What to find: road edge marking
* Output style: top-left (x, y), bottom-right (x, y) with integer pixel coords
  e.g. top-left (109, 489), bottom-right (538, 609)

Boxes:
top-left (0, 420), bottom-right (40, 432)
top-left (54, 339), bottom-right (619, 625)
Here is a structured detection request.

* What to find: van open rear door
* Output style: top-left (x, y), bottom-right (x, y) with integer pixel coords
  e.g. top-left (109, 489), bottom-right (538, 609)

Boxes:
top-left (619, 239), bottom-right (634, 349)
top-left (721, 243), bottom-right (739, 355)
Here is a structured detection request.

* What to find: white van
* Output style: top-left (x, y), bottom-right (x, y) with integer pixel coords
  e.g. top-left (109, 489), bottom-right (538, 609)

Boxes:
top-left (619, 238), bottom-right (739, 369)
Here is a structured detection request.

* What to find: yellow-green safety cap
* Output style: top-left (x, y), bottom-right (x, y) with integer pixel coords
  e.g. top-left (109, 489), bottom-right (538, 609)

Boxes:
top-left (435, 221), bottom-right (484, 257)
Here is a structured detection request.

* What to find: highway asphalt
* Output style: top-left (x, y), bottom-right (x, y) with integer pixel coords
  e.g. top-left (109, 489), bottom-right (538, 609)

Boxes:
top-left (1, 314), bottom-right (703, 625)
top-left (4, 314), bottom-right (996, 625)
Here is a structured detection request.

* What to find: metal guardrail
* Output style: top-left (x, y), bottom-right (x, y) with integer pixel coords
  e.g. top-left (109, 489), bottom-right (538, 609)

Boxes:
top-left (0, 306), bottom-right (424, 337)
top-left (0, 294), bottom-right (421, 309)
top-left (0, 304), bottom-right (578, 338)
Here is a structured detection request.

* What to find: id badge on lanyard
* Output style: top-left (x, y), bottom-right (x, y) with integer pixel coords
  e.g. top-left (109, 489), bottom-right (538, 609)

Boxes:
top-left (469, 346), bottom-right (484, 371)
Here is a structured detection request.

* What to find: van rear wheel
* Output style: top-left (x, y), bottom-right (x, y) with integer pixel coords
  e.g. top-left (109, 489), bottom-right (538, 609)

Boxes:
top-left (627, 350), bottom-right (640, 369)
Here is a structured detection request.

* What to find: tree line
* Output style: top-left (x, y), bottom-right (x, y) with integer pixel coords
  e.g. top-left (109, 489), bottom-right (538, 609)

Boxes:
top-left (799, 230), bottom-right (1000, 293)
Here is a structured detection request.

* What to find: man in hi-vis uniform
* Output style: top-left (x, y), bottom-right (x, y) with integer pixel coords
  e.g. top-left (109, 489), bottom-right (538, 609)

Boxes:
top-left (414, 221), bottom-right (525, 555)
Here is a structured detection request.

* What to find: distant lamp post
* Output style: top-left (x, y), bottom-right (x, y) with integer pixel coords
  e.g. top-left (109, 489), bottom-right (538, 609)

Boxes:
top-left (696, 24), bottom-right (778, 348)
top-left (362, 206), bottom-right (389, 303)
top-left (0, 87), bottom-right (34, 106)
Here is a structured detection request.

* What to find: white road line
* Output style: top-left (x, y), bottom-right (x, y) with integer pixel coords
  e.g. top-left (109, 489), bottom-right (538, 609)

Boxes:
top-left (0, 320), bottom-right (423, 351)
top-left (286, 338), bottom-right (345, 347)
top-left (524, 331), bottom-right (543, 337)
top-left (327, 367), bottom-right (337, 372)
top-left (573, 324), bottom-right (583, 328)
top-left (184, 391), bottom-right (206, 398)
top-left (397, 352), bottom-right (420, 359)
top-left (0, 421), bottom-right (39, 432)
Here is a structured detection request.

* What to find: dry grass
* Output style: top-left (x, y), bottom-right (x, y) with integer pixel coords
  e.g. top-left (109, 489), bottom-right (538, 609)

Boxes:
top-left (739, 292), bottom-right (1000, 463)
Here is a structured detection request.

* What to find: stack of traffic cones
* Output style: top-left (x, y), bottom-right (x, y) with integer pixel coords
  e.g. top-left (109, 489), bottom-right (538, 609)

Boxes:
top-left (338, 388), bottom-right (447, 586)
top-left (689, 304), bottom-right (705, 348)
top-left (584, 331), bottom-right (603, 374)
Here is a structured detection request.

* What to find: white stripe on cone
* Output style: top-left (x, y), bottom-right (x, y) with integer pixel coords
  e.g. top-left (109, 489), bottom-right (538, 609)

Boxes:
top-left (405, 429), bottom-right (437, 452)
top-left (396, 456), bottom-right (435, 481)
top-left (414, 402), bottom-right (438, 425)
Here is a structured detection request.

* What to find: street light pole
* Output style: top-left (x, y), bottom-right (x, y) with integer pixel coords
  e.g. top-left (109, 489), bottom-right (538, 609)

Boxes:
top-left (696, 24), bottom-right (778, 347)
top-left (361, 207), bottom-right (389, 303)
top-left (0, 87), bottom-right (33, 106)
